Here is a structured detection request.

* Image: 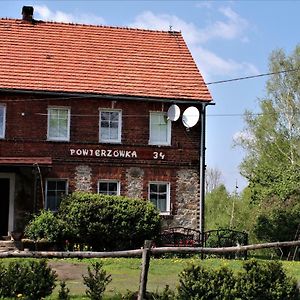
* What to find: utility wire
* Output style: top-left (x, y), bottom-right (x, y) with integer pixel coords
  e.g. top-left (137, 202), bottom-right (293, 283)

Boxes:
top-left (206, 68), bottom-right (300, 85)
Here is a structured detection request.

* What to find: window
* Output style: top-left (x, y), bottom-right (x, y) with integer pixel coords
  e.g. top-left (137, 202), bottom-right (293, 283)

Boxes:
top-left (99, 110), bottom-right (121, 143)
top-left (98, 180), bottom-right (120, 195)
top-left (149, 182), bottom-right (170, 214)
top-left (149, 112), bottom-right (171, 145)
top-left (0, 105), bottom-right (6, 139)
top-left (45, 179), bottom-right (68, 211)
top-left (47, 107), bottom-right (70, 141)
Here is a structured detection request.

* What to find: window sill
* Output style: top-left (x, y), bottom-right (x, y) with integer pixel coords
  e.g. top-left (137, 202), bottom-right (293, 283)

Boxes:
top-left (99, 141), bottom-right (122, 144)
top-left (47, 138), bottom-right (70, 142)
top-left (148, 142), bottom-right (171, 147)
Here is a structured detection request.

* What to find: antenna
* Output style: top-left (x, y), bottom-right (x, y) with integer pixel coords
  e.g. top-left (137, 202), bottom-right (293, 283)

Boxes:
top-left (182, 106), bottom-right (200, 129)
top-left (167, 104), bottom-right (180, 121)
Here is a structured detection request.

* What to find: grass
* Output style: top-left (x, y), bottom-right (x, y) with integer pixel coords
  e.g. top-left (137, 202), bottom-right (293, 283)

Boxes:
top-left (2, 256), bottom-right (300, 299)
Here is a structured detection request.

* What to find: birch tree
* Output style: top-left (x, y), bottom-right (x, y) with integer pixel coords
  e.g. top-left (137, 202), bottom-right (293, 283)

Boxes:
top-left (237, 45), bottom-right (300, 203)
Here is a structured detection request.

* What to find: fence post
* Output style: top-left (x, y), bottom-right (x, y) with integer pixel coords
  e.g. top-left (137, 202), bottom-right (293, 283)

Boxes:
top-left (138, 240), bottom-right (152, 300)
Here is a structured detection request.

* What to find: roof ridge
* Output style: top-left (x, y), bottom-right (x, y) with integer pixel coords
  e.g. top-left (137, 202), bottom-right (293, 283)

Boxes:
top-left (0, 17), bottom-right (181, 34)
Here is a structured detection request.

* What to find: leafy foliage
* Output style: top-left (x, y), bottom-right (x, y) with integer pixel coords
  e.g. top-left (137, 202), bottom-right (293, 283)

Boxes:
top-left (235, 260), bottom-right (299, 300)
top-left (177, 264), bottom-right (236, 300)
top-left (58, 280), bottom-right (70, 300)
top-left (205, 185), bottom-right (257, 236)
top-left (233, 45), bottom-right (300, 247)
top-left (0, 259), bottom-right (57, 299)
top-left (58, 192), bottom-right (161, 250)
top-left (83, 261), bottom-right (112, 300)
top-left (24, 209), bottom-right (66, 242)
top-left (236, 45), bottom-right (300, 203)
top-left (177, 260), bottom-right (299, 300)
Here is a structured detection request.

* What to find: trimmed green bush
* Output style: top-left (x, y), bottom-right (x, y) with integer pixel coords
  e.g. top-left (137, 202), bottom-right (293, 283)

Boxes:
top-left (58, 192), bottom-right (161, 250)
top-left (236, 260), bottom-right (299, 300)
top-left (177, 259), bottom-right (299, 300)
top-left (177, 264), bottom-right (236, 300)
top-left (24, 209), bottom-right (66, 242)
top-left (0, 259), bottom-right (57, 299)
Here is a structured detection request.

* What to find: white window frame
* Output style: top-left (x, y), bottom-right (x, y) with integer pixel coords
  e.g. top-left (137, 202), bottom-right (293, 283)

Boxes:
top-left (148, 181), bottom-right (171, 215)
top-left (99, 109), bottom-right (122, 143)
top-left (98, 180), bottom-right (120, 196)
top-left (47, 107), bottom-right (70, 141)
top-left (45, 179), bottom-right (68, 211)
top-left (149, 112), bottom-right (171, 146)
top-left (0, 104), bottom-right (6, 139)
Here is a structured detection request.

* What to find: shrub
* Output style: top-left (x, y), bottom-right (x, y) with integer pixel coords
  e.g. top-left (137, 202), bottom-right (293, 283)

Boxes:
top-left (83, 261), bottom-right (112, 300)
top-left (24, 209), bottom-right (66, 243)
top-left (58, 280), bottom-right (70, 300)
top-left (58, 192), bottom-right (161, 250)
top-left (177, 259), bottom-right (299, 300)
top-left (0, 259), bottom-right (57, 299)
top-left (235, 260), bottom-right (299, 300)
top-left (177, 264), bottom-right (236, 300)
top-left (254, 205), bottom-right (300, 257)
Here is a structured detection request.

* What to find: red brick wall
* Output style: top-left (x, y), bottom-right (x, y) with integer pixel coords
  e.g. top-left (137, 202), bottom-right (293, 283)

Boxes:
top-left (0, 92), bottom-right (201, 166)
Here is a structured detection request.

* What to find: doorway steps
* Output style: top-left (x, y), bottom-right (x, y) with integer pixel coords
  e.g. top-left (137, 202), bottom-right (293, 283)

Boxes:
top-left (0, 236), bottom-right (19, 252)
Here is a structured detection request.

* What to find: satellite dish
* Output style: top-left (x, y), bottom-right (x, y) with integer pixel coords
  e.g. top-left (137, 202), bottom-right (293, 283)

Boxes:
top-left (167, 104), bottom-right (180, 121)
top-left (182, 106), bottom-right (199, 128)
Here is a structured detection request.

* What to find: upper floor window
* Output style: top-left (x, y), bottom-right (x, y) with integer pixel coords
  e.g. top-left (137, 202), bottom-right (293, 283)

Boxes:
top-left (149, 182), bottom-right (170, 215)
top-left (0, 105), bottom-right (6, 139)
top-left (47, 107), bottom-right (70, 141)
top-left (45, 179), bottom-right (68, 211)
top-left (149, 112), bottom-right (171, 145)
top-left (98, 180), bottom-right (120, 195)
top-left (99, 110), bottom-right (122, 143)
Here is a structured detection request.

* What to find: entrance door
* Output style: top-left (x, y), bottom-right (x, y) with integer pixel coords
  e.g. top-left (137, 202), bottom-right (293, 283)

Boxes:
top-left (0, 178), bottom-right (10, 236)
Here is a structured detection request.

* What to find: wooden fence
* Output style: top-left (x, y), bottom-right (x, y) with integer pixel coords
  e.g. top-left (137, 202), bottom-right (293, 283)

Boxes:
top-left (1, 240), bottom-right (300, 300)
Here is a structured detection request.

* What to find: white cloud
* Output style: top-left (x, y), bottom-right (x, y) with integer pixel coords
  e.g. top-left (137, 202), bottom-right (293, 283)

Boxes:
top-left (34, 5), bottom-right (105, 25)
top-left (129, 11), bottom-right (201, 45)
top-left (195, 6), bottom-right (249, 43)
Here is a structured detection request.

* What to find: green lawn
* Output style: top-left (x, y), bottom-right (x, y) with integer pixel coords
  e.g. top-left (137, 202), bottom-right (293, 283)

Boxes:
top-left (2, 256), bottom-right (300, 299)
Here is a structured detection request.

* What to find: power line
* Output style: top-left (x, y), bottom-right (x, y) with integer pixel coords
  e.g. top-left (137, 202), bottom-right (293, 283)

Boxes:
top-left (206, 68), bottom-right (300, 85)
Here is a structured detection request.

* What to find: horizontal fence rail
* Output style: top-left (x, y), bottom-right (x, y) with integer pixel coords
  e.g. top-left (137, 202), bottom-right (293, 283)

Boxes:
top-left (1, 239), bottom-right (300, 300)
top-left (1, 240), bottom-right (300, 258)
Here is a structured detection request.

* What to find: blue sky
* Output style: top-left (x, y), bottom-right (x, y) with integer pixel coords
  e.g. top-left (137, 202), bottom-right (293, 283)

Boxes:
top-left (2, 0), bottom-right (300, 192)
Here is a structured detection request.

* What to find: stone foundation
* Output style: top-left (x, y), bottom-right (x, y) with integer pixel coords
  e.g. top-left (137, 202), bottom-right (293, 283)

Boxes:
top-left (162, 169), bottom-right (199, 230)
top-left (126, 167), bottom-right (144, 199)
top-left (75, 165), bottom-right (92, 192)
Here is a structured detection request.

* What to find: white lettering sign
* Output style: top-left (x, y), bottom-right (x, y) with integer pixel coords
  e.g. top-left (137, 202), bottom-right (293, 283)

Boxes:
top-left (69, 148), bottom-right (164, 160)
top-left (70, 148), bottom-right (138, 159)
top-left (153, 151), bottom-right (165, 160)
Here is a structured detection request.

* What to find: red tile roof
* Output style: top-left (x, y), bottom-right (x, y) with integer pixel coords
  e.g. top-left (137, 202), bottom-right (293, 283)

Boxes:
top-left (0, 18), bottom-right (212, 102)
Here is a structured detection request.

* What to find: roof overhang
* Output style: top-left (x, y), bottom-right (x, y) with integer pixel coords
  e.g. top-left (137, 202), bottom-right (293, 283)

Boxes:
top-left (0, 88), bottom-right (213, 105)
top-left (0, 157), bottom-right (52, 166)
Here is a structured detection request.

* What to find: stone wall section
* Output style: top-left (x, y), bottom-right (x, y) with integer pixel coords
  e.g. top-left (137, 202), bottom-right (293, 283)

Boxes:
top-left (172, 169), bottom-right (199, 229)
top-left (75, 165), bottom-right (92, 192)
top-left (126, 167), bottom-right (144, 199)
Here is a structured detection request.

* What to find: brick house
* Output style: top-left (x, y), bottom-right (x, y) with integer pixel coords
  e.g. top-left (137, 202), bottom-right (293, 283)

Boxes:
top-left (0, 7), bottom-right (212, 237)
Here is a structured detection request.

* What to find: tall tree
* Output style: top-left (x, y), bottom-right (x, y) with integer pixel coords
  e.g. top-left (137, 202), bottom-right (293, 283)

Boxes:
top-left (205, 167), bottom-right (223, 194)
top-left (237, 45), bottom-right (300, 203)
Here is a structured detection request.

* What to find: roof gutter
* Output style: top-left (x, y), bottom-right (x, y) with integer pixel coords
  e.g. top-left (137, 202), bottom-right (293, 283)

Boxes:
top-left (0, 88), bottom-right (213, 105)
